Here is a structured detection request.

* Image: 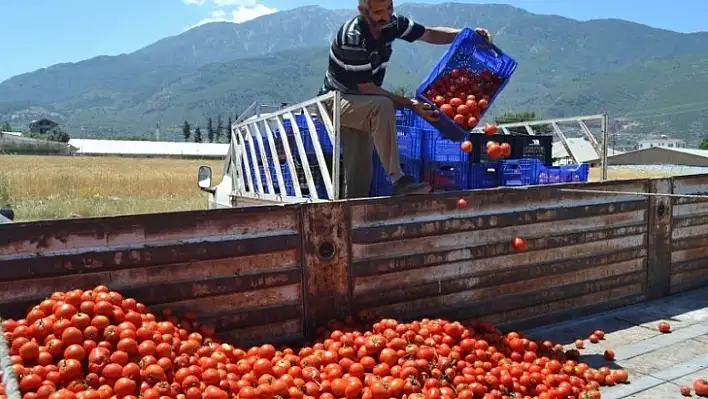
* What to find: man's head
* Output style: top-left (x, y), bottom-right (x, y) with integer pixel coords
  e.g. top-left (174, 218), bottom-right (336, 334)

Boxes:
top-left (358, 0), bottom-right (393, 29)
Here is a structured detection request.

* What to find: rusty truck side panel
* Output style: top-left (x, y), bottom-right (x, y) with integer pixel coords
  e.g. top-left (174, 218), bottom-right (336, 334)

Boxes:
top-left (346, 179), bottom-right (650, 331)
top-left (670, 174), bottom-right (708, 293)
top-left (0, 176), bottom-right (705, 344)
top-left (0, 206), bottom-right (305, 346)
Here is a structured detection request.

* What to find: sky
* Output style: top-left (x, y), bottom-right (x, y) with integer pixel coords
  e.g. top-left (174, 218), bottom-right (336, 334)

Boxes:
top-left (1, 0), bottom-right (707, 83)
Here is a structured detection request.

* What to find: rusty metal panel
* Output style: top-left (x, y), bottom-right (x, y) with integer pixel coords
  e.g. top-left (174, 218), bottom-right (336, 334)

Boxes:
top-left (646, 178), bottom-right (673, 299)
top-left (670, 175), bottom-right (708, 293)
top-left (0, 206), bottom-right (306, 346)
top-left (300, 202), bottom-right (352, 334)
top-left (347, 180), bottom-right (650, 329)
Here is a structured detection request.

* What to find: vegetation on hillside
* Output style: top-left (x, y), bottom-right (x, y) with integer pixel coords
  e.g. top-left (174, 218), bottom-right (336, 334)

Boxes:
top-left (1, 3), bottom-right (708, 142)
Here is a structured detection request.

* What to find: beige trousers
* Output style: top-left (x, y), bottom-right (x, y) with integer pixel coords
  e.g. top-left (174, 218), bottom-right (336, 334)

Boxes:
top-left (331, 94), bottom-right (403, 199)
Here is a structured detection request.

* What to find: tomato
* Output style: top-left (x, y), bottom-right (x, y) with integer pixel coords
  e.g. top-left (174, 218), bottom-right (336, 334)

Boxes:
top-left (694, 379), bottom-right (708, 396)
top-left (483, 123), bottom-right (498, 135)
top-left (55, 304), bottom-right (78, 320)
top-left (439, 104), bottom-right (454, 117)
top-left (20, 374), bottom-right (43, 393)
top-left (64, 345), bottom-right (86, 361)
top-left (456, 198), bottom-right (467, 209)
top-left (499, 142), bottom-right (511, 158)
top-left (113, 378), bottom-right (136, 397)
top-left (681, 385), bottom-right (692, 396)
top-left (19, 341), bottom-right (40, 361)
top-left (658, 321), bottom-right (671, 333)
top-left (511, 236), bottom-right (527, 253)
top-left (58, 359), bottom-right (83, 381)
top-left (460, 141), bottom-right (472, 153)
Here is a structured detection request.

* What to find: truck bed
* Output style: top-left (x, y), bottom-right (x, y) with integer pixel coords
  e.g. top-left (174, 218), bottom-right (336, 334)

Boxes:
top-left (525, 286), bottom-right (708, 398)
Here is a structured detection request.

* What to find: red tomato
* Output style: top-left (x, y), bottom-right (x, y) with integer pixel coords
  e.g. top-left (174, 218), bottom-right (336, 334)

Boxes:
top-left (511, 237), bottom-right (527, 253)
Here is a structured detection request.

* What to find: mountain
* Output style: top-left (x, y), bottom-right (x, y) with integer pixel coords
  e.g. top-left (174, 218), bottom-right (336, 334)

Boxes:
top-left (1, 3), bottom-right (708, 142)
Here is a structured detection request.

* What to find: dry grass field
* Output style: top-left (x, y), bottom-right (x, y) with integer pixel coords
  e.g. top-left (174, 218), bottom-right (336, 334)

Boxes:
top-left (0, 154), bottom-right (697, 221)
top-left (0, 155), bottom-right (222, 221)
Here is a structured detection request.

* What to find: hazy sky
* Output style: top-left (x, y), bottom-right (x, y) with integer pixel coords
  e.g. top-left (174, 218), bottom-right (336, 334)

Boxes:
top-left (1, 0), bottom-right (706, 82)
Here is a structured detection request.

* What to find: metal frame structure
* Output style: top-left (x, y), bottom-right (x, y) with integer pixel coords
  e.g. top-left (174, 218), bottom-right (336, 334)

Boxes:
top-left (228, 91), bottom-right (341, 203)
top-left (227, 95), bottom-right (611, 204)
top-left (495, 114), bottom-right (610, 181)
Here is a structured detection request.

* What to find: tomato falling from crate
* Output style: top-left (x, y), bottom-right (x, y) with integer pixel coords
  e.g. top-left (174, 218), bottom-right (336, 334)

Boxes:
top-left (511, 236), bottom-right (527, 253)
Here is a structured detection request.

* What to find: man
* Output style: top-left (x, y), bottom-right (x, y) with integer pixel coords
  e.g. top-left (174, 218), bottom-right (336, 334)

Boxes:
top-left (318, 0), bottom-right (492, 198)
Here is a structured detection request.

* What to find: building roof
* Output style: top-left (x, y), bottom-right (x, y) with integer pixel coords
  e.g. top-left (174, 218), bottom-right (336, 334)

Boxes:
top-left (552, 137), bottom-right (623, 163)
top-left (68, 139), bottom-right (230, 157)
top-left (586, 146), bottom-right (708, 164)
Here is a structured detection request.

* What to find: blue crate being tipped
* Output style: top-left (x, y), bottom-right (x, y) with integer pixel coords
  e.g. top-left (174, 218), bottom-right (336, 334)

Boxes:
top-left (415, 27), bottom-right (518, 141)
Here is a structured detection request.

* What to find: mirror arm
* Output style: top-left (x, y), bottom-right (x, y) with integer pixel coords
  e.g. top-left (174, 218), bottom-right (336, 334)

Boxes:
top-left (199, 185), bottom-right (216, 194)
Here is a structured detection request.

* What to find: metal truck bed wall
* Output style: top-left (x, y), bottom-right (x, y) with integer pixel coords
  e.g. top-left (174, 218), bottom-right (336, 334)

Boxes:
top-left (0, 175), bottom-right (706, 347)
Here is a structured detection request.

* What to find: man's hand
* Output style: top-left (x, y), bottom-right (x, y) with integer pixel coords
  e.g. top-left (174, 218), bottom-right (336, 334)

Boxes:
top-left (412, 100), bottom-right (440, 123)
top-left (475, 27), bottom-right (493, 43)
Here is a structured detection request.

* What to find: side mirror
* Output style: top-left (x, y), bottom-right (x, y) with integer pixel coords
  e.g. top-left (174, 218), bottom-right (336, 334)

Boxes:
top-left (197, 166), bottom-right (214, 193)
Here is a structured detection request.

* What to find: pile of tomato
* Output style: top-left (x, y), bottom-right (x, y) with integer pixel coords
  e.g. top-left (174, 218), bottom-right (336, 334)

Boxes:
top-left (0, 286), bottom-right (634, 399)
top-left (423, 68), bottom-right (503, 131)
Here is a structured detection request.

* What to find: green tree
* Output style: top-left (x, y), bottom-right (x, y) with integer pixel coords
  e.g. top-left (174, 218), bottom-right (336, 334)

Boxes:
top-left (227, 116), bottom-right (233, 142)
top-left (182, 120), bottom-right (191, 142)
top-left (215, 115), bottom-right (224, 143)
top-left (26, 126), bottom-right (70, 143)
top-left (1, 121), bottom-right (11, 131)
top-left (46, 127), bottom-right (70, 143)
top-left (207, 117), bottom-right (215, 143)
top-left (699, 137), bottom-right (708, 150)
top-left (194, 126), bottom-right (203, 143)
top-left (495, 111), bottom-right (552, 134)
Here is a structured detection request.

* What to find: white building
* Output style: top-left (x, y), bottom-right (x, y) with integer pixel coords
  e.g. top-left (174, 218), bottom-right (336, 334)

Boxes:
top-left (68, 139), bottom-right (229, 158)
top-left (637, 136), bottom-right (686, 150)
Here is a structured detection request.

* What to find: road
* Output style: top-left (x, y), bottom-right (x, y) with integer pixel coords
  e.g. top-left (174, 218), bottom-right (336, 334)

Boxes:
top-left (525, 286), bottom-right (708, 398)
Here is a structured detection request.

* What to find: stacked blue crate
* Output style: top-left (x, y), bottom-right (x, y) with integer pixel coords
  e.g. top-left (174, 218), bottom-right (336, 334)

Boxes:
top-left (282, 113), bottom-right (333, 155)
top-left (422, 133), bottom-right (472, 192)
top-left (499, 159), bottom-right (590, 186)
top-left (369, 124), bottom-right (426, 196)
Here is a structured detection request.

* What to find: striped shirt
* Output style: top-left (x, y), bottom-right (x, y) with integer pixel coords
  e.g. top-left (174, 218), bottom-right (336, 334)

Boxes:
top-left (318, 14), bottom-right (426, 95)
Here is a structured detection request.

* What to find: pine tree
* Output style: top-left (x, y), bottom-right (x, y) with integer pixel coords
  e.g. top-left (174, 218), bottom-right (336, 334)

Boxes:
top-left (182, 121), bottom-right (191, 142)
top-left (207, 117), bottom-right (214, 143)
top-left (194, 126), bottom-right (203, 143)
top-left (215, 115), bottom-right (224, 143)
top-left (227, 116), bottom-right (233, 142)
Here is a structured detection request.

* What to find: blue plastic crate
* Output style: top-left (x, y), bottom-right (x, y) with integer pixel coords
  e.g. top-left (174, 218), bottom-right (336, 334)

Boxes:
top-left (415, 28), bottom-right (518, 141)
top-left (500, 159), bottom-right (590, 186)
top-left (423, 161), bottom-right (471, 192)
top-left (539, 162), bottom-right (590, 185)
top-left (499, 159), bottom-right (541, 186)
top-left (282, 113), bottom-right (333, 155)
top-left (470, 162), bottom-right (501, 189)
top-left (424, 132), bottom-right (472, 163)
top-left (369, 154), bottom-right (424, 197)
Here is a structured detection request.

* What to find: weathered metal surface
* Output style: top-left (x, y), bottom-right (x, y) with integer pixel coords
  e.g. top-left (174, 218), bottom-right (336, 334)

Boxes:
top-left (670, 175), bottom-right (708, 293)
top-left (646, 178), bottom-right (673, 299)
top-left (301, 202), bottom-right (352, 333)
top-left (0, 206), bottom-right (305, 346)
top-left (348, 180), bottom-right (651, 328)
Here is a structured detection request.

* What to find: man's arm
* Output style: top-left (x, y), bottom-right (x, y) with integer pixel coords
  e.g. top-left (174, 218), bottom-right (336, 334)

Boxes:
top-left (419, 27), bottom-right (493, 45)
top-left (357, 83), bottom-right (414, 109)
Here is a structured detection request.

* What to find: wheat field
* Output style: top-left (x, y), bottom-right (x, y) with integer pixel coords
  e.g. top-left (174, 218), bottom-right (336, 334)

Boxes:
top-left (0, 154), bottom-right (691, 221)
top-left (0, 155), bottom-right (223, 221)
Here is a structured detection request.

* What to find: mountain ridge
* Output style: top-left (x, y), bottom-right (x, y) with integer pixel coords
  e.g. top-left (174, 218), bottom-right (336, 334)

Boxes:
top-left (1, 3), bottom-right (707, 143)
